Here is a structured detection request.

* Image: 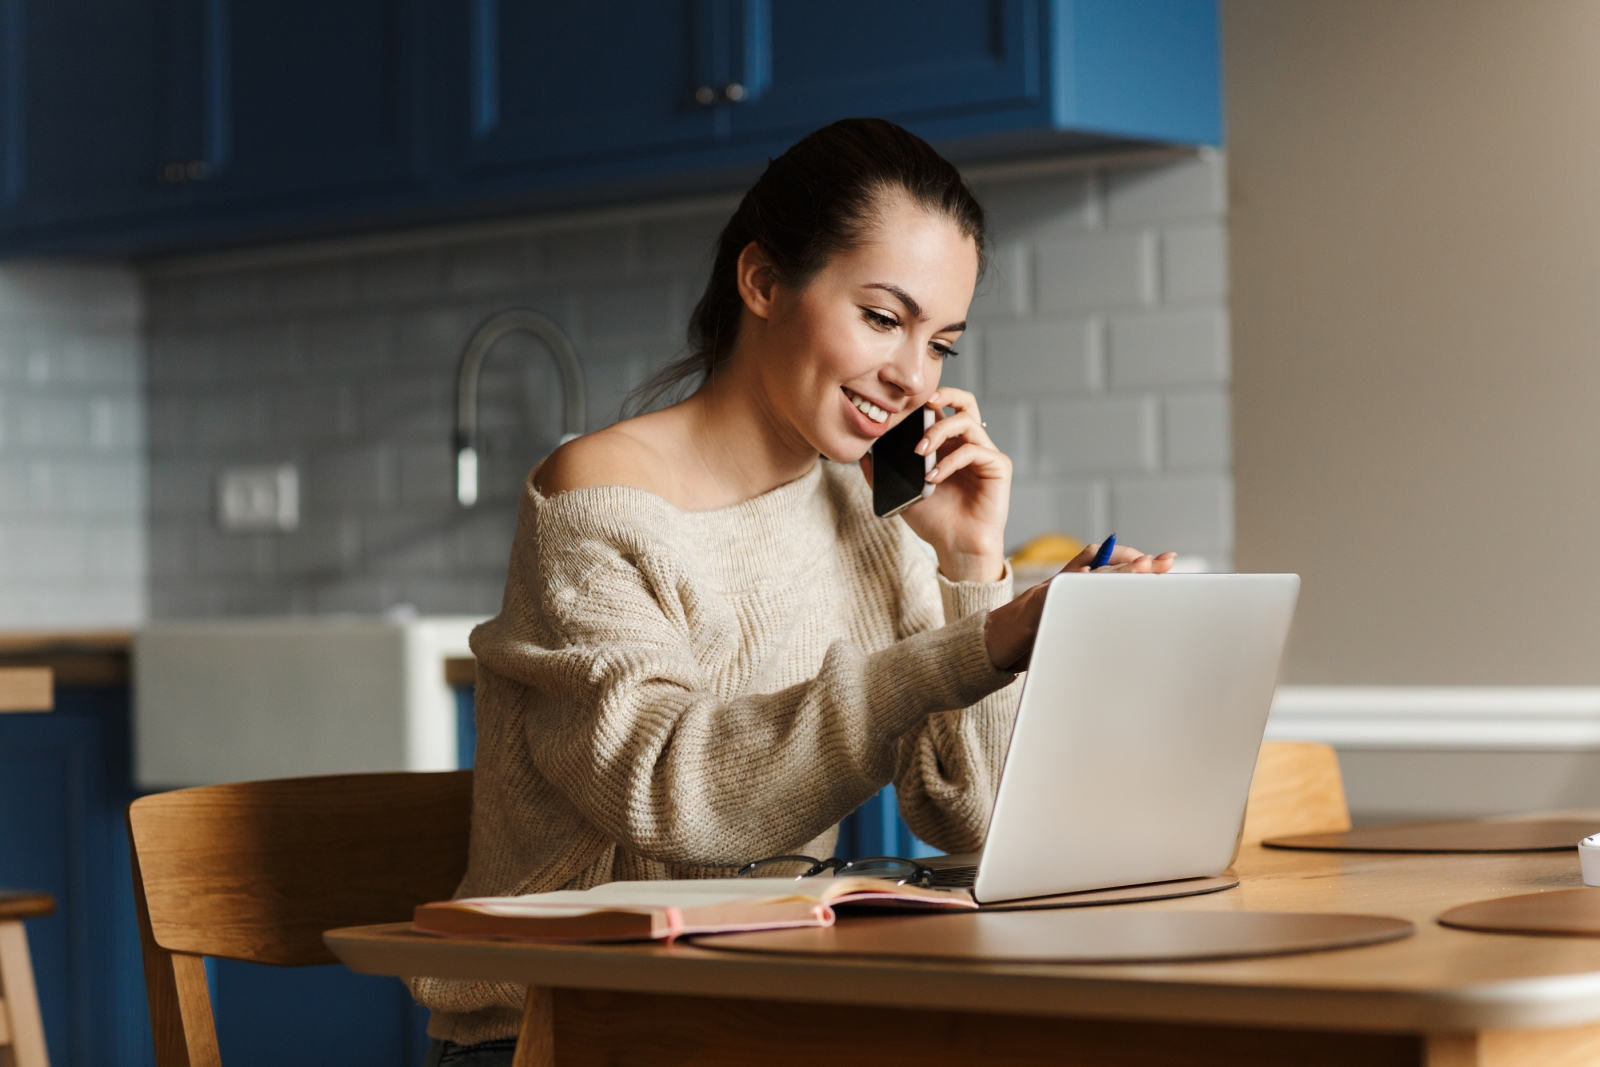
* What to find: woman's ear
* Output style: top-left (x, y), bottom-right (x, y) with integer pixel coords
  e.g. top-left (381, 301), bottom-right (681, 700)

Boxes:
top-left (735, 241), bottom-right (780, 320)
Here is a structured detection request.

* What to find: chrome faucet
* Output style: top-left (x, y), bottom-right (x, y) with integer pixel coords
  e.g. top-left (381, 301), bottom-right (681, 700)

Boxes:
top-left (453, 308), bottom-right (586, 507)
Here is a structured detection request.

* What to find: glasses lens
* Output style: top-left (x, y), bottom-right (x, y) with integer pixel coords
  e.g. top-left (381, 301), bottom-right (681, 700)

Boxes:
top-left (837, 858), bottom-right (928, 885)
top-left (738, 856), bottom-right (826, 879)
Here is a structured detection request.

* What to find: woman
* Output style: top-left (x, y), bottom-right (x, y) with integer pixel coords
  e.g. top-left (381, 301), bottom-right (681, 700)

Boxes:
top-left (415, 118), bottom-right (1173, 1055)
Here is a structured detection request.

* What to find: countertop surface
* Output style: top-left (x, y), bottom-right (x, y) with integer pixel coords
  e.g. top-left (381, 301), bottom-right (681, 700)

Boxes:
top-left (0, 630), bottom-right (131, 686)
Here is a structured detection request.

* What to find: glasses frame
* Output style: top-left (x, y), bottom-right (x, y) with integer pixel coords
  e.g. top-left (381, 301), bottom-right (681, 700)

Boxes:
top-left (736, 853), bottom-right (936, 887)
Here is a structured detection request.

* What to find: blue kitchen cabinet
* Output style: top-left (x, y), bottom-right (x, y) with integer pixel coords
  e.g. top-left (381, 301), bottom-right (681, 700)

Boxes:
top-left (0, 688), bottom-right (153, 1067)
top-left (0, 0), bottom-right (167, 232)
top-left (724, 0), bottom-right (1045, 140)
top-left (727, 0), bottom-right (1220, 149)
top-left (446, 0), bottom-right (720, 176)
top-left (0, 0), bottom-right (430, 254)
top-left (0, 681), bottom-right (431, 1067)
top-left (152, 0), bottom-right (427, 210)
top-left (0, 0), bottom-right (1218, 256)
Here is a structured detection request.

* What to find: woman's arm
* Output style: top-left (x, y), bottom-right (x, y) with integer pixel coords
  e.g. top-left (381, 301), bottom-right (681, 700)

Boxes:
top-left (475, 553), bottom-right (1014, 869)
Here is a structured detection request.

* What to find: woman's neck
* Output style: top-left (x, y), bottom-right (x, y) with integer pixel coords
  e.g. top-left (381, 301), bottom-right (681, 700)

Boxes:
top-left (671, 363), bottom-right (819, 509)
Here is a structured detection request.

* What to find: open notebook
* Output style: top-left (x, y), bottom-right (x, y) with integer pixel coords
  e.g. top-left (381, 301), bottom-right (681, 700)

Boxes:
top-left (413, 878), bottom-right (977, 943)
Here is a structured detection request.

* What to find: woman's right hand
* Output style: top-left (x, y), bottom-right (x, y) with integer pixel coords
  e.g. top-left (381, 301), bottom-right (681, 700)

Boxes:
top-left (983, 543), bottom-right (1176, 671)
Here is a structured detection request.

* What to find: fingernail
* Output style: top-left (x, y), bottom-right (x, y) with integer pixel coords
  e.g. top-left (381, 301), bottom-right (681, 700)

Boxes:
top-left (915, 440), bottom-right (928, 454)
top-left (927, 468), bottom-right (939, 481)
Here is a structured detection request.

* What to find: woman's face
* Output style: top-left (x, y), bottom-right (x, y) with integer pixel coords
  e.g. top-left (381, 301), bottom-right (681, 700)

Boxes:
top-left (742, 193), bottom-right (980, 463)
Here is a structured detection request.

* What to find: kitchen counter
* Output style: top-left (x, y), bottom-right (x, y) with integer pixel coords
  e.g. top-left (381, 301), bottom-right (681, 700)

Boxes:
top-left (0, 631), bottom-right (130, 686)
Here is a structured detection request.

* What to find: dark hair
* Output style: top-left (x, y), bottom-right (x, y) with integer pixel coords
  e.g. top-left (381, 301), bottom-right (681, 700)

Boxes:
top-left (625, 118), bottom-right (986, 415)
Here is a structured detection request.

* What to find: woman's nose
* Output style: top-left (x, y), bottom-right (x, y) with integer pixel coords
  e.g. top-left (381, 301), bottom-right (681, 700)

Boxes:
top-left (880, 343), bottom-right (926, 396)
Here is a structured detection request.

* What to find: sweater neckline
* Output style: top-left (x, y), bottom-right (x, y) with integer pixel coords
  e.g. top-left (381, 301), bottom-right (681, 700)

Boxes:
top-left (533, 458), bottom-right (825, 520)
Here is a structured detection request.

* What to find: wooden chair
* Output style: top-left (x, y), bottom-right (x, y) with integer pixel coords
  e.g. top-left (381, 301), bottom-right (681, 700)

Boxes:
top-left (1239, 740), bottom-right (1351, 847)
top-left (0, 891), bottom-right (53, 1067)
top-left (126, 771), bottom-right (472, 1067)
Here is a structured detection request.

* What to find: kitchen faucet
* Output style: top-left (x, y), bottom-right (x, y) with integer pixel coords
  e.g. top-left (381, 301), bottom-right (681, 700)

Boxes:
top-left (453, 308), bottom-right (586, 507)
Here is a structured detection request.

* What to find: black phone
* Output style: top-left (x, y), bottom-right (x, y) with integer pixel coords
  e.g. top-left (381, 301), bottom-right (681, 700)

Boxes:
top-left (871, 407), bottom-right (935, 518)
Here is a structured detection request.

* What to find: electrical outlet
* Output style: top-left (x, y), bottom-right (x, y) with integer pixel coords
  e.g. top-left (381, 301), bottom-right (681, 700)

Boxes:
top-left (218, 464), bottom-right (299, 533)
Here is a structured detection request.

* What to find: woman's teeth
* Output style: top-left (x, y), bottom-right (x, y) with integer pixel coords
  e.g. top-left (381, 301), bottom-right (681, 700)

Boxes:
top-left (847, 391), bottom-right (890, 424)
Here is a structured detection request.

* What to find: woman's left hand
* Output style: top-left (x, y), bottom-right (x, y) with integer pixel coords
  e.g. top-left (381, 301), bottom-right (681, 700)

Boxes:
top-left (895, 388), bottom-right (1011, 583)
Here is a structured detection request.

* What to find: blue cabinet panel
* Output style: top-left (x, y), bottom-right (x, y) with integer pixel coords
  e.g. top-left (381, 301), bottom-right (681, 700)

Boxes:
top-left (449, 0), bottom-right (718, 174)
top-left (0, 0), bottom-right (164, 228)
top-left (1055, 0), bottom-right (1222, 145)
top-left (729, 0), bottom-right (1041, 139)
top-left (0, 689), bottom-right (152, 1067)
top-left (0, 688), bottom-right (431, 1067)
top-left (0, 0), bottom-right (1219, 255)
top-left (156, 0), bottom-right (426, 206)
top-left (211, 960), bottom-right (428, 1067)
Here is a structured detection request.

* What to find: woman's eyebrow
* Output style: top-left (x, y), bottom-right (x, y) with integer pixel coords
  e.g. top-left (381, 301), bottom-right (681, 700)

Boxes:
top-left (863, 282), bottom-right (966, 333)
top-left (864, 283), bottom-right (924, 320)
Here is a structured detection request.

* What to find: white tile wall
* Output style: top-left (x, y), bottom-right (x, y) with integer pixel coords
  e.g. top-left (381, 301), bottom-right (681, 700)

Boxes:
top-left (139, 152), bottom-right (1231, 617)
top-left (0, 263), bottom-right (146, 627)
top-left (969, 152), bottom-right (1232, 564)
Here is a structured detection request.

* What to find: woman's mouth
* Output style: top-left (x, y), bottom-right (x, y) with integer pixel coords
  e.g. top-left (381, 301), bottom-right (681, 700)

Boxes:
top-left (843, 387), bottom-right (890, 424)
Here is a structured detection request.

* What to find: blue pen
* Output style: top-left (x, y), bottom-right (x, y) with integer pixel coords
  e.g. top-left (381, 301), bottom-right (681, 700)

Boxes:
top-left (1090, 533), bottom-right (1117, 570)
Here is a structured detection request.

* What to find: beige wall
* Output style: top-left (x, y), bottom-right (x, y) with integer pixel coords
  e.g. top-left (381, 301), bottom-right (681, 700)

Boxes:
top-left (1227, 0), bottom-right (1600, 683)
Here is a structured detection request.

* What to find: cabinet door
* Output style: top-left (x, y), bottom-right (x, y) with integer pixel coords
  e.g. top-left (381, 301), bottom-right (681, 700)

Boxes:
top-left (0, 0), bottom-right (165, 231)
top-left (449, 0), bottom-right (718, 176)
top-left (155, 0), bottom-right (425, 209)
top-left (725, 0), bottom-right (1041, 140)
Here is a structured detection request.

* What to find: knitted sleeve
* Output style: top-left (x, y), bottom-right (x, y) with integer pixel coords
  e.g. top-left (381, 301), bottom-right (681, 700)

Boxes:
top-left (888, 522), bottom-right (1024, 854)
top-left (470, 510), bottom-right (1016, 869)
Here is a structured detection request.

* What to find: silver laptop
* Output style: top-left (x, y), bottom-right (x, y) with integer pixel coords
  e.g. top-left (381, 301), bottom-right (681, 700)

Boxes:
top-left (932, 572), bottom-right (1299, 904)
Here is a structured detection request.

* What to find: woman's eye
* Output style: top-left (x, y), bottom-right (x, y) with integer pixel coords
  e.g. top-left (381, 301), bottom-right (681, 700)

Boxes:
top-left (931, 343), bottom-right (959, 360)
top-left (861, 308), bottom-right (899, 330)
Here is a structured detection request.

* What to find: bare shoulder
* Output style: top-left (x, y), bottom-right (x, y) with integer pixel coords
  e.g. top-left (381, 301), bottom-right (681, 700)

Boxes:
top-left (533, 416), bottom-right (677, 497)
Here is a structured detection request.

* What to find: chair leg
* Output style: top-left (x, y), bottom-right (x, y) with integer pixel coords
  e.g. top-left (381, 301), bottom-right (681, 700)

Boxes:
top-left (510, 986), bottom-right (553, 1067)
top-left (0, 919), bottom-right (49, 1067)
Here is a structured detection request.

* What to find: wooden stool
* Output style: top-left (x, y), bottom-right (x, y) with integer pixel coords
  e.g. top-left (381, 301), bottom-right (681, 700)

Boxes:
top-left (0, 891), bottom-right (53, 1067)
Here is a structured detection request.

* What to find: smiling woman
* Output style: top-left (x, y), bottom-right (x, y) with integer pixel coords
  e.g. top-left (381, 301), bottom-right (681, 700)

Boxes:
top-left (410, 119), bottom-right (1172, 1055)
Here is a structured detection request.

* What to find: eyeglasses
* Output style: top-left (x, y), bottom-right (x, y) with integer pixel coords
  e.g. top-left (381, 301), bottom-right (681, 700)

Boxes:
top-left (736, 853), bottom-right (936, 888)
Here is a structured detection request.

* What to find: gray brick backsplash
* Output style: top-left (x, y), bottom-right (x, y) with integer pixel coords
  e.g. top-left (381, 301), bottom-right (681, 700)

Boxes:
top-left (0, 264), bottom-right (144, 626)
top-left (1106, 154), bottom-right (1226, 225)
top-left (0, 153), bottom-right (1228, 626)
top-left (983, 319), bottom-right (1099, 398)
top-left (977, 173), bottom-right (1097, 242)
top-left (1109, 309), bottom-right (1229, 388)
top-left (1164, 392), bottom-right (1231, 470)
top-left (1161, 222), bottom-right (1230, 304)
top-left (1111, 476), bottom-right (1233, 561)
top-left (968, 242), bottom-right (1031, 319)
top-left (1037, 397), bottom-right (1159, 475)
top-left (1035, 228), bottom-right (1159, 315)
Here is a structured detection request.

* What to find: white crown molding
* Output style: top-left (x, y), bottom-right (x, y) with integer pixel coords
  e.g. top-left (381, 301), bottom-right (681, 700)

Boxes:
top-left (1267, 687), bottom-right (1600, 751)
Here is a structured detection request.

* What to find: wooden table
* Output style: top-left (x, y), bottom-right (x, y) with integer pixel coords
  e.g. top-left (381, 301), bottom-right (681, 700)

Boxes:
top-left (327, 844), bottom-right (1600, 1067)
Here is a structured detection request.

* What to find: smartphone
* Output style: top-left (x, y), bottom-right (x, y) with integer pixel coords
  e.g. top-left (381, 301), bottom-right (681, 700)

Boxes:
top-left (872, 407), bottom-right (936, 518)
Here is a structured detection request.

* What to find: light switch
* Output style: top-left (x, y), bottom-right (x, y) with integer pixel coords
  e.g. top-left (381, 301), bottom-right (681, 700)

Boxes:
top-left (218, 464), bottom-right (299, 532)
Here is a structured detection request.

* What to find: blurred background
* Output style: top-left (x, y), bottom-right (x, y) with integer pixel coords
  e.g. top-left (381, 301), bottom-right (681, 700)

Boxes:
top-left (5, 1), bottom-right (1600, 1064)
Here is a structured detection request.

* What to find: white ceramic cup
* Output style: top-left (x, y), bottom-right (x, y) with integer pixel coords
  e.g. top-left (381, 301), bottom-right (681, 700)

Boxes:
top-left (1581, 834), bottom-right (1600, 887)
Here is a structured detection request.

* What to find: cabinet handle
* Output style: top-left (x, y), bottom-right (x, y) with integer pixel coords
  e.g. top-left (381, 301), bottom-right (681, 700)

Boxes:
top-left (160, 160), bottom-right (212, 186)
top-left (693, 85), bottom-right (716, 106)
top-left (722, 82), bottom-right (746, 103)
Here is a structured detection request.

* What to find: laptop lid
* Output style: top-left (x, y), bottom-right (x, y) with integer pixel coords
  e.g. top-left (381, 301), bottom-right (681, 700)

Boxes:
top-left (973, 573), bottom-right (1300, 904)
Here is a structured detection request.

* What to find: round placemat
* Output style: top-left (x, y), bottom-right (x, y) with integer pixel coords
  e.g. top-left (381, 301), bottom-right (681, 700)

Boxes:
top-left (977, 874), bottom-right (1237, 911)
top-left (1264, 818), bottom-right (1600, 853)
top-left (696, 909), bottom-right (1415, 964)
top-left (1439, 888), bottom-right (1600, 937)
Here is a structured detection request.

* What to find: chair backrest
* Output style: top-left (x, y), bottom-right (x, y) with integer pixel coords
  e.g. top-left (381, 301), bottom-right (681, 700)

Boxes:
top-left (127, 771), bottom-right (472, 1067)
top-left (1239, 741), bottom-right (1350, 847)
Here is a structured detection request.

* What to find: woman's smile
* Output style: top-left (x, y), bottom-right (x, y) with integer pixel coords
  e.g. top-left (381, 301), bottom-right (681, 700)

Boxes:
top-left (841, 385), bottom-right (902, 438)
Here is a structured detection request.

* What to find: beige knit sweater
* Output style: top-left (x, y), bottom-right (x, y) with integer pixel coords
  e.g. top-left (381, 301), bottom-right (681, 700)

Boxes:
top-left (414, 459), bottom-right (1020, 1043)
